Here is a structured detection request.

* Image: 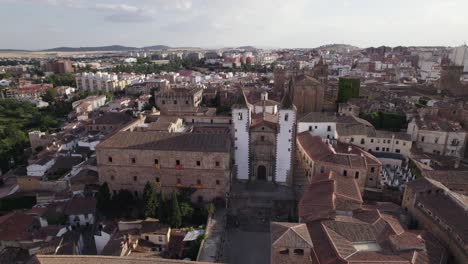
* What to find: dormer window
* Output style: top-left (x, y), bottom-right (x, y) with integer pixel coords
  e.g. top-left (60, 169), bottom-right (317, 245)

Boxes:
top-left (293, 249), bottom-right (304, 255)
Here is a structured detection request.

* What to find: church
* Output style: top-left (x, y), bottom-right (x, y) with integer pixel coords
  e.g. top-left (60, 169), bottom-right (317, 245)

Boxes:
top-left (232, 90), bottom-right (296, 185)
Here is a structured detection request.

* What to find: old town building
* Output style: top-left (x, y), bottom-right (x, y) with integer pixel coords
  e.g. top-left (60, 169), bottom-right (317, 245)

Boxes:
top-left (295, 132), bottom-right (382, 191)
top-left (403, 177), bottom-right (468, 264)
top-left (232, 90), bottom-right (296, 185)
top-left (96, 130), bottom-right (231, 203)
top-left (290, 74), bottom-right (325, 116)
top-left (298, 112), bottom-right (413, 157)
top-left (407, 115), bottom-right (467, 158)
top-left (154, 87), bottom-right (203, 112)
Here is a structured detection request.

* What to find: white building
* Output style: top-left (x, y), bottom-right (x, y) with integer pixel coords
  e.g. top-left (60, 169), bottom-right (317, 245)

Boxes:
top-left (232, 91), bottom-right (296, 185)
top-left (407, 116), bottom-right (467, 158)
top-left (27, 155), bottom-right (56, 177)
top-left (75, 72), bottom-right (142, 92)
top-left (72, 95), bottom-right (106, 114)
top-left (450, 45), bottom-right (468, 77)
top-left (298, 112), bottom-right (413, 156)
top-left (64, 197), bottom-right (96, 227)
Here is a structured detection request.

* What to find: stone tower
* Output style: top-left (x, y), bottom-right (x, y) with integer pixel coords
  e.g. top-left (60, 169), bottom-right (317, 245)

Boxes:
top-left (275, 92), bottom-right (296, 185)
top-left (232, 92), bottom-right (250, 181)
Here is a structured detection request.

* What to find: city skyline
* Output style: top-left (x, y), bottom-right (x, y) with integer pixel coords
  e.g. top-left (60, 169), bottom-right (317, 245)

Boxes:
top-left (1, 0), bottom-right (467, 50)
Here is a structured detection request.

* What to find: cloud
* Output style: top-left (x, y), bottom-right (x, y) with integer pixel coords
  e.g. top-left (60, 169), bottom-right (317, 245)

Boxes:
top-left (93, 3), bottom-right (155, 22)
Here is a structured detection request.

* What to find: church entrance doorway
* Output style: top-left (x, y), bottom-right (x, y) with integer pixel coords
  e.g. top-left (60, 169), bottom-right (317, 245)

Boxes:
top-left (257, 165), bottom-right (267, 181)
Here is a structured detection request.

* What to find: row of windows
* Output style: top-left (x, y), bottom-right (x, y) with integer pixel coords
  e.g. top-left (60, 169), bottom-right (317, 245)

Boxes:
top-left (162, 100), bottom-right (191, 105)
top-left (109, 175), bottom-right (221, 185)
top-left (108, 157), bottom-right (221, 167)
top-left (278, 248), bottom-right (304, 256)
top-left (307, 125), bottom-right (332, 132)
top-left (373, 147), bottom-right (400, 153)
top-left (351, 137), bottom-right (406, 146)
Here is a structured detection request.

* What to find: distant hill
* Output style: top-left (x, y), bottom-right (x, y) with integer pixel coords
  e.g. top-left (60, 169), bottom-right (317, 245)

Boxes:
top-left (41, 45), bottom-right (138, 52)
top-left (315, 44), bottom-right (361, 51)
top-left (236, 46), bottom-right (257, 50)
top-left (142, 45), bottom-right (171, 50)
top-left (0, 49), bottom-right (30, 52)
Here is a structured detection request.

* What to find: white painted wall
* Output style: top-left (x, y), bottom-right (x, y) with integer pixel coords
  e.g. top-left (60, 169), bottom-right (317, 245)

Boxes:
top-left (297, 122), bottom-right (338, 139)
top-left (94, 231), bottom-right (111, 255)
top-left (232, 108), bottom-right (250, 180)
top-left (275, 109), bottom-right (296, 184)
top-left (27, 159), bottom-right (55, 177)
top-left (68, 213), bottom-right (95, 227)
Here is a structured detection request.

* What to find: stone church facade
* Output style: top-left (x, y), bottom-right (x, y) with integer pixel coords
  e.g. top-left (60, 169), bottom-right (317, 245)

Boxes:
top-left (232, 91), bottom-right (296, 185)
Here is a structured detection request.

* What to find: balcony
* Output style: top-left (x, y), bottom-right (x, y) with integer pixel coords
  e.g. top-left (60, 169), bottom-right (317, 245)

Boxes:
top-left (175, 165), bottom-right (183, 170)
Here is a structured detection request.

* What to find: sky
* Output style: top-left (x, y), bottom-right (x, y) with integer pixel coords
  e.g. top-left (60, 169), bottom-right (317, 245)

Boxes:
top-left (0, 0), bottom-right (467, 50)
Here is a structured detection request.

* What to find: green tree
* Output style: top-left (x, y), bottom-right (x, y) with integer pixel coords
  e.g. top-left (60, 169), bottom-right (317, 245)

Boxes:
top-left (143, 182), bottom-right (157, 218)
top-left (145, 191), bottom-right (158, 218)
top-left (42, 88), bottom-right (57, 103)
top-left (337, 77), bottom-right (360, 103)
top-left (206, 203), bottom-right (215, 216)
top-left (143, 182), bottom-right (153, 205)
top-left (168, 191), bottom-right (182, 228)
top-left (157, 192), bottom-right (167, 222)
top-left (179, 202), bottom-right (194, 222)
top-left (97, 182), bottom-right (111, 214)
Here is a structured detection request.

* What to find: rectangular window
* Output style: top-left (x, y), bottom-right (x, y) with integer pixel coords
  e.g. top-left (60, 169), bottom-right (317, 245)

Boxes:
top-left (215, 161), bottom-right (220, 167)
top-left (174, 100), bottom-right (177, 104)
top-left (131, 158), bottom-right (136, 164)
top-left (185, 100), bottom-right (189, 104)
top-left (156, 177), bottom-right (160, 183)
top-left (133, 176), bottom-right (138, 182)
top-left (421, 136), bottom-right (425, 142)
top-left (154, 159), bottom-right (159, 165)
top-left (327, 125), bottom-right (331, 132)
top-left (308, 126), bottom-right (312, 131)
top-left (371, 167), bottom-right (375, 173)
top-left (197, 161), bottom-right (201, 166)
top-left (355, 171), bottom-right (359, 179)
top-left (284, 113), bottom-right (289, 121)
top-left (176, 160), bottom-right (180, 165)
top-left (108, 157), bottom-right (113, 163)
top-left (343, 170), bottom-right (348, 176)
